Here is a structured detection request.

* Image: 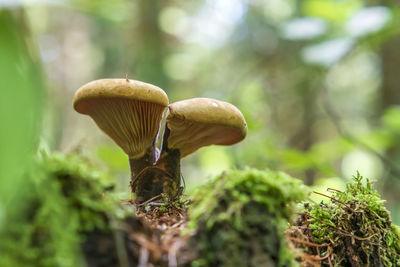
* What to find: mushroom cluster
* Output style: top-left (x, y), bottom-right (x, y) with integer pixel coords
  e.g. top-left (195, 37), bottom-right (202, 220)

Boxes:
top-left (73, 79), bottom-right (247, 202)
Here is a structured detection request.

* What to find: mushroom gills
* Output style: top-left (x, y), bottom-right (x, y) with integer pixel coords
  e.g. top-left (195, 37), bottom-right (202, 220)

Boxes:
top-left (82, 98), bottom-right (165, 158)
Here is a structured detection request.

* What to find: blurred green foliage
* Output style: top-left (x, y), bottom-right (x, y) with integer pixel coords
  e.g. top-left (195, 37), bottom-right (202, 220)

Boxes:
top-left (0, 150), bottom-right (121, 267)
top-left (0, 11), bottom-right (42, 208)
top-left (0, 8), bottom-right (44, 259)
top-left (302, 0), bottom-right (361, 22)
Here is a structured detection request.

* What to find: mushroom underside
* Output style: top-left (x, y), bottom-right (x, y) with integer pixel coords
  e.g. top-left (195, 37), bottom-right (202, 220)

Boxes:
top-left (166, 120), bottom-right (244, 157)
top-left (76, 98), bottom-right (165, 159)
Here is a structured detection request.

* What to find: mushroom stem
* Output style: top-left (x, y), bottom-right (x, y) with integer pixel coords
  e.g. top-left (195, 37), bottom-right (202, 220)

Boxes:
top-left (129, 141), bottom-right (157, 193)
top-left (156, 125), bottom-right (181, 185)
top-left (155, 149), bottom-right (181, 188)
top-left (131, 126), bottom-right (182, 202)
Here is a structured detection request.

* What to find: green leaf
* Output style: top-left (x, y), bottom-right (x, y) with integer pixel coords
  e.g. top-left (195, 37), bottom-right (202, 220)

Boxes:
top-left (0, 10), bottom-right (43, 225)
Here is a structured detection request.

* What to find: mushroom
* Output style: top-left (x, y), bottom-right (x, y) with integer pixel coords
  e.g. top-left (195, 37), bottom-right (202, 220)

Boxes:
top-left (165, 97), bottom-right (247, 157)
top-left (73, 78), bottom-right (168, 192)
top-left (134, 97), bottom-right (247, 201)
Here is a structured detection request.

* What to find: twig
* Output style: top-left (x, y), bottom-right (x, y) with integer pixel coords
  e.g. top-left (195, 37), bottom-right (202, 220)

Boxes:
top-left (301, 247), bottom-right (332, 261)
top-left (146, 202), bottom-right (165, 206)
top-left (328, 254), bottom-right (333, 267)
top-left (108, 217), bottom-right (129, 267)
top-left (137, 194), bottom-right (163, 207)
top-left (327, 188), bottom-right (342, 193)
top-left (168, 245), bottom-right (178, 267)
top-left (288, 237), bottom-right (329, 247)
top-left (138, 247), bottom-right (149, 267)
top-left (312, 191), bottom-right (355, 212)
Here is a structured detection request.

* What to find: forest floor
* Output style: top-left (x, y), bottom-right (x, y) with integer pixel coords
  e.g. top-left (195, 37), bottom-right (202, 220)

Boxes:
top-left (12, 152), bottom-right (398, 267)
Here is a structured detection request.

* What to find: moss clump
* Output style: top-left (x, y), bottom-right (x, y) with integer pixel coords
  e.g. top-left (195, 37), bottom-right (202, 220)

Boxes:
top-left (42, 152), bottom-right (119, 232)
top-left (0, 151), bottom-right (122, 267)
top-left (188, 168), bottom-right (307, 267)
top-left (292, 173), bottom-right (400, 266)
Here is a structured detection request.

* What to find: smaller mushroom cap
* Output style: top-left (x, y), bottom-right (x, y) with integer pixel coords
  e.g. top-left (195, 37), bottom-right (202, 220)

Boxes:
top-left (73, 79), bottom-right (168, 159)
top-left (165, 97), bottom-right (247, 157)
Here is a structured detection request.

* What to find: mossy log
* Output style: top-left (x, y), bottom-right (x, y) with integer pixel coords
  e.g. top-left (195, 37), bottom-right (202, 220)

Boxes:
top-left (2, 152), bottom-right (399, 267)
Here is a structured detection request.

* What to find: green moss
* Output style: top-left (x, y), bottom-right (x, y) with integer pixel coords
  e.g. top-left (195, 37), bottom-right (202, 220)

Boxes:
top-left (41, 152), bottom-right (120, 232)
top-left (188, 168), bottom-right (308, 267)
top-left (0, 151), bottom-right (123, 267)
top-left (306, 172), bottom-right (400, 266)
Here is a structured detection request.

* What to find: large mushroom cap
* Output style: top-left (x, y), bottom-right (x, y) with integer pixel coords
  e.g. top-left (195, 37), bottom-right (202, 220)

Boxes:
top-left (73, 79), bottom-right (168, 159)
top-left (165, 97), bottom-right (247, 157)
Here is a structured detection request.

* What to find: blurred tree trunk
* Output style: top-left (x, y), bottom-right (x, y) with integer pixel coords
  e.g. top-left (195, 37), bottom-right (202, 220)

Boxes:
top-left (299, 83), bottom-right (317, 185)
top-left (135, 0), bottom-right (169, 90)
top-left (381, 35), bottom-right (400, 108)
top-left (288, 72), bottom-right (321, 185)
top-left (379, 34), bottom-right (400, 207)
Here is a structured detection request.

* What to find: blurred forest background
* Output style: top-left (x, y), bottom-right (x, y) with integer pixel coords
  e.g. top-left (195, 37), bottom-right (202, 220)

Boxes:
top-left (1, 0), bottom-right (400, 232)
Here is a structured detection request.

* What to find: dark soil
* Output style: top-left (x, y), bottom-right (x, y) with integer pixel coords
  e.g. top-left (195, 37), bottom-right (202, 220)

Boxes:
top-left (81, 200), bottom-right (192, 267)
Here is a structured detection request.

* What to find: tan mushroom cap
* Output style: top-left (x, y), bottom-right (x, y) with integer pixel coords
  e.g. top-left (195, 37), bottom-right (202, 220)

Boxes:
top-left (73, 79), bottom-right (168, 159)
top-left (166, 97), bottom-right (247, 157)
